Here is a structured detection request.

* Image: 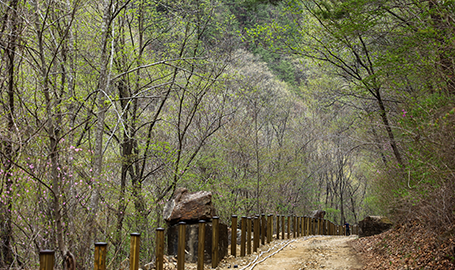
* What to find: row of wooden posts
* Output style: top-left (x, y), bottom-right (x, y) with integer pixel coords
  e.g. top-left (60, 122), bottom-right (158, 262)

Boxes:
top-left (39, 215), bottom-right (358, 270)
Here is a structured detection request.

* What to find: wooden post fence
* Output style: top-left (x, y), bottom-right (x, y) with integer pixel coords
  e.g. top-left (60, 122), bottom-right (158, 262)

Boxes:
top-left (293, 216), bottom-right (296, 238)
top-left (261, 214), bottom-right (266, 245)
top-left (212, 216), bottom-right (219, 268)
top-left (38, 213), bottom-right (359, 270)
top-left (318, 218), bottom-right (321, 235)
top-left (276, 215), bottom-right (281, 240)
top-left (241, 216), bottom-right (246, 256)
top-left (178, 223), bottom-right (186, 270)
top-left (130, 233), bottom-right (140, 270)
top-left (312, 217), bottom-right (316, 235)
top-left (198, 221), bottom-right (205, 270)
top-left (287, 216), bottom-right (290, 239)
top-left (253, 216), bottom-right (259, 252)
top-left (231, 215), bottom-right (237, 257)
top-left (94, 242), bottom-right (107, 270)
top-left (247, 217), bottom-right (252, 255)
top-left (297, 216), bottom-right (301, 237)
top-left (156, 228), bottom-right (164, 270)
top-left (39, 250), bottom-right (54, 270)
top-left (306, 217), bottom-right (310, 236)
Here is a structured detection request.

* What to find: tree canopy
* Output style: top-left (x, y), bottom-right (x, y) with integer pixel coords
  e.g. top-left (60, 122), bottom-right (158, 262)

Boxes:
top-left (0, 0), bottom-right (454, 268)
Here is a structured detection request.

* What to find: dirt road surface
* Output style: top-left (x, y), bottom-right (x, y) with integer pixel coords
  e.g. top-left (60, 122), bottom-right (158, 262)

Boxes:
top-left (216, 235), bottom-right (363, 270)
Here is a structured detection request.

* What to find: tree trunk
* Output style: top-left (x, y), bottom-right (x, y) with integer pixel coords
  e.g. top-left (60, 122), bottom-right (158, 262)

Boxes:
top-left (376, 89), bottom-right (404, 167)
top-left (91, 0), bottom-right (113, 237)
top-left (0, 0), bottom-right (19, 265)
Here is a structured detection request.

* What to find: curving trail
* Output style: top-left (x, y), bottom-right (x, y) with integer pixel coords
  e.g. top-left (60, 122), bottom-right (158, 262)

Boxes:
top-left (217, 236), bottom-right (363, 270)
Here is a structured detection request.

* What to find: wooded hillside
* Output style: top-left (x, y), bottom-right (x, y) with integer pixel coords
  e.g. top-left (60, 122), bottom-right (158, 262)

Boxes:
top-left (1, 0), bottom-right (454, 268)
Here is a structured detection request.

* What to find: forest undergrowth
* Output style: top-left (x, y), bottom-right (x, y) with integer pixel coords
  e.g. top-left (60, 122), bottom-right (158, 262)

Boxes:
top-left (353, 220), bottom-right (455, 270)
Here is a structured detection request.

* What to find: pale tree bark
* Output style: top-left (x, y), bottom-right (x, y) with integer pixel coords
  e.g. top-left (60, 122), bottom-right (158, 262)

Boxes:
top-left (90, 0), bottom-right (115, 238)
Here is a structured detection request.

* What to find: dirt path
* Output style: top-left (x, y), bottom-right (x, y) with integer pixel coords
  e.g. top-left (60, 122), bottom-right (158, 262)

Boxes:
top-left (216, 236), bottom-right (363, 270)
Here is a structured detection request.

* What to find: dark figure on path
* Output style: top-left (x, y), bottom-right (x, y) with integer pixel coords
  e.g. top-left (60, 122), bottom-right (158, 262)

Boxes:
top-left (345, 222), bottom-right (350, 236)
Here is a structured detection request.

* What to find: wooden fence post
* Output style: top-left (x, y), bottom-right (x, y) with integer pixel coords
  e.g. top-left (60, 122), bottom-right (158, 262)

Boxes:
top-left (296, 217), bottom-right (299, 237)
top-left (281, 215), bottom-right (285, 240)
top-left (253, 216), bottom-right (259, 252)
top-left (247, 217), bottom-right (252, 255)
top-left (156, 228), bottom-right (165, 270)
top-left (311, 218), bottom-right (315, 235)
top-left (304, 217), bottom-right (308, 236)
top-left (198, 220), bottom-right (205, 270)
top-left (297, 216), bottom-right (301, 237)
top-left (94, 242), bottom-right (107, 270)
top-left (241, 216), bottom-right (246, 256)
top-left (303, 217), bottom-right (307, 236)
top-left (130, 233), bottom-right (140, 270)
top-left (267, 214), bottom-right (272, 243)
top-left (276, 215), bottom-right (280, 240)
top-left (308, 217), bottom-right (312, 235)
top-left (212, 216), bottom-right (219, 268)
top-left (231, 215), bottom-right (237, 257)
top-left (178, 222), bottom-right (186, 270)
top-left (293, 216), bottom-right (296, 238)
top-left (296, 216), bottom-right (299, 237)
top-left (261, 214), bottom-right (266, 245)
top-left (310, 217), bottom-right (313, 235)
top-left (287, 216), bottom-right (291, 239)
top-left (39, 250), bottom-right (54, 270)
top-left (302, 216), bottom-right (305, 236)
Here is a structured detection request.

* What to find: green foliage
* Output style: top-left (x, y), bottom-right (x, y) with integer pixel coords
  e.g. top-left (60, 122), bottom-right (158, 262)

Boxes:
top-left (7, 0), bottom-right (455, 267)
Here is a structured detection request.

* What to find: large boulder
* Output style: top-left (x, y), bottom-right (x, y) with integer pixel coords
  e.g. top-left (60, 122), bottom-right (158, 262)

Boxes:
top-left (359, 216), bottom-right (393, 237)
top-left (311, 210), bottom-right (326, 219)
top-left (167, 222), bottom-right (228, 263)
top-left (163, 188), bottom-right (216, 225)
